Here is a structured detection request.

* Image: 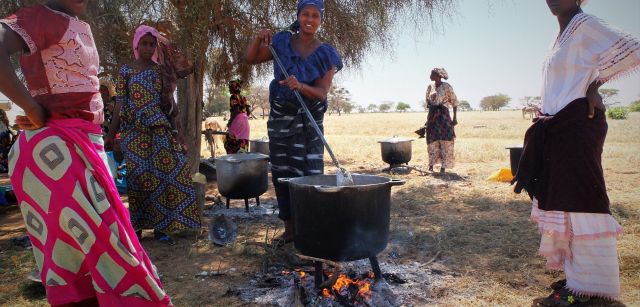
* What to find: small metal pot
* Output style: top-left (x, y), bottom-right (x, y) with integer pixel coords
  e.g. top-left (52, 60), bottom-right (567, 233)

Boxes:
top-left (249, 139), bottom-right (270, 156)
top-left (215, 153), bottom-right (269, 199)
top-left (378, 136), bottom-right (414, 166)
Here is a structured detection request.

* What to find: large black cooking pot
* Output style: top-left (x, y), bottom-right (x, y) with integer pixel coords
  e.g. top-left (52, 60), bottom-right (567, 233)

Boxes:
top-left (215, 153), bottom-right (269, 199)
top-left (378, 136), bottom-right (413, 166)
top-left (280, 174), bottom-right (404, 261)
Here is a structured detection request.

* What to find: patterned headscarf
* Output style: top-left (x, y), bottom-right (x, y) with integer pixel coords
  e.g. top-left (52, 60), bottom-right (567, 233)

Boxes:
top-left (432, 68), bottom-right (449, 80)
top-left (133, 25), bottom-right (168, 64)
top-left (132, 25), bottom-right (179, 120)
top-left (228, 79), bottom-right (243, 94)
top-left (297, 0), bottom-right (325, 19)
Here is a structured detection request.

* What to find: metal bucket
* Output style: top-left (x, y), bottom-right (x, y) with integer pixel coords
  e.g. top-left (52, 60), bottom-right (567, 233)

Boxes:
top-left (378, 136), bottom-right (413, 166)
top-left (215, 153), bottom-right (269, 199)
top-left (249, 139), bottom-right (270, 156)
top-left (506, 146), bottom-right (523, 176)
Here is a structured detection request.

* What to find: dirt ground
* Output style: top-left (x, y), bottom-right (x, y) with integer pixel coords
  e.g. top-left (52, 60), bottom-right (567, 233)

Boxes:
top-left (1, 111), bottom-right (638, 306)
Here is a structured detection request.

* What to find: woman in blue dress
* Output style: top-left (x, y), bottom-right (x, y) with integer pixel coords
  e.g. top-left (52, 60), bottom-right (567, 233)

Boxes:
top-left (245, 0), bottom-right (343, 244)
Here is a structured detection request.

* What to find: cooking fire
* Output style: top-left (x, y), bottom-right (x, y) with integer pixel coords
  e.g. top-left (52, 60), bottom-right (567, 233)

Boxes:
top-left (289, 268), bottom-right (391, 307)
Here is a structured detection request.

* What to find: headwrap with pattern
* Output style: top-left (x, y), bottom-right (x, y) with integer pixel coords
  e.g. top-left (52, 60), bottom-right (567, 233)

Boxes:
top-left (432, 68), bottom-right (449, 80)
top-left (228, 79), bottom-right (243, 94)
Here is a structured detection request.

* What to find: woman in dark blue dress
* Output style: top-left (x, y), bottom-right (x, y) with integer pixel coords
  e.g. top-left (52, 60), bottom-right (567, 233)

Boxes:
top-left (245, 0), bottom-right (343, 244)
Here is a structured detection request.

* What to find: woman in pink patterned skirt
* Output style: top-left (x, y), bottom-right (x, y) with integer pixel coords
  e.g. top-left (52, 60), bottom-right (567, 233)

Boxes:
top-left (0, 1), bottom-right (172, 306)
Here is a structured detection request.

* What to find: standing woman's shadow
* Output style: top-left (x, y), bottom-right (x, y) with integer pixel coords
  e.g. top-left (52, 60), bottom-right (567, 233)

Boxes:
top-left (531, 296), bottom-right (627, 307)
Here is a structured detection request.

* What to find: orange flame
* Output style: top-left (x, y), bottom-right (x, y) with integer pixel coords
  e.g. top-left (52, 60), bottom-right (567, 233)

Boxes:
top-left (330, 274), bottom-right (373, 299)
top-left (358, 281), bottom-right (372, 299)
top-left (322, 288), bottom-right (332, 297)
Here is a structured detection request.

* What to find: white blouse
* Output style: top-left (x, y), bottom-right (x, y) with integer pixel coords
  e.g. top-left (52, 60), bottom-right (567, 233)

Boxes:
top-left (541, 13), bottom-right (640, 115)
top-left (425, 82), bottom-right (458, 107)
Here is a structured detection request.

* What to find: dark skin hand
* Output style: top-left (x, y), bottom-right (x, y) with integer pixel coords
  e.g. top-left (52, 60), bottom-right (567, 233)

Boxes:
top-left (0, 24), bottom-right (47, 130)
top-left (546, 0), bottom-right (604, 118)
top-left (245, 6), bottom-right (335, 102)
top-left (0, 0), bottom-right (88, 130)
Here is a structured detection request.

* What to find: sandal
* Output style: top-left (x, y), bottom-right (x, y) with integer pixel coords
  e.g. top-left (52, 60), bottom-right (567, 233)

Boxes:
top-left (537, 288), bottom-right (590, 307)
top-left (154, 231), bottom-right (175, 246)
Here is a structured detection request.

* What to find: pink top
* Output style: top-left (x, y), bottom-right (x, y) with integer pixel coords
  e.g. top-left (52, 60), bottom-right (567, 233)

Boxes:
top-left (1, 5), bottom-right (103, 124)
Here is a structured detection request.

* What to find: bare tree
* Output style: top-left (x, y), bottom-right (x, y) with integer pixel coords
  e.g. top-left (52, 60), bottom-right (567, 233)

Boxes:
top-left (599, 88), bottom-right (620, 108)
top-left (246, 86), bottom-right (270, 119)
top-left (328, 86), bottom-right (352, 116)
top-left (520, 96), bottom-right (541, 108)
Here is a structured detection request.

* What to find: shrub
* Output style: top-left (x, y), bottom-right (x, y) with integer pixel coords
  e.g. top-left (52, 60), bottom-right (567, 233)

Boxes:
top-left (629, 100), bottom-right (640, 112)
top-left (607, 107), bottom-right (629, 120)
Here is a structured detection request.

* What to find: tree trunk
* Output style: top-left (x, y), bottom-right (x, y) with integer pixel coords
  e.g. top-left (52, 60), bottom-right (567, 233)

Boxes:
top-left (177, 61), bottom-right (205, 174)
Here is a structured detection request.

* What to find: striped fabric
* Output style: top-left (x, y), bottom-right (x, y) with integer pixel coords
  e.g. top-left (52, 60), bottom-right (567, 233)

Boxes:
top-left (268, 99), bottom-right (325, 220)
top-left (531, 199), bottom-right (622, 299)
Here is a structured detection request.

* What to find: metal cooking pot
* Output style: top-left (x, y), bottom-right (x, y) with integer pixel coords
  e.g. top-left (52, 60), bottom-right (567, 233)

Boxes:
top-left (378, 136), bottom-right (414, 166)
top-left (249, 138), bottom-right (270, 156)
top-left (279, 174), bottom-right (405, 262)
top-left (215, 153), bottom-right (269, 199)
top-left (506, 146), bottom-right (523, 176)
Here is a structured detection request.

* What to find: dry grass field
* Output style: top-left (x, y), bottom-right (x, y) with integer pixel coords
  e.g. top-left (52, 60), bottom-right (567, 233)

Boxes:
top-left (1, 110), bottom-right (638, 306)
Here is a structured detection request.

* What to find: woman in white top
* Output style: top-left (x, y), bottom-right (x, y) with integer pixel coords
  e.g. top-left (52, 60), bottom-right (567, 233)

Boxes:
top-left (515, 1), bottom-right (640, 306)
top-left (424, 68), bottom-right (458, 173)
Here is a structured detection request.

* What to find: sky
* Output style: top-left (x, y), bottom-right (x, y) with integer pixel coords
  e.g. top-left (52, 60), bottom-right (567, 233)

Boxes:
top-left (335, 0), bottom-right (640, 110)
top-left (2, 0), bottom-right (639, 114)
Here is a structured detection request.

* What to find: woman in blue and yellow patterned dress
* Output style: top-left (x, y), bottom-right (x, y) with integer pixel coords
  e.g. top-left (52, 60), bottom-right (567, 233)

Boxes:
top-left (106, 25), bottom-right (200, 244)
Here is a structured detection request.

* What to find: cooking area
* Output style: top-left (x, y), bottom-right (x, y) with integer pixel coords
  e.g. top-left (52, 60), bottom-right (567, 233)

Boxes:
top-left (190, 138), bottom-right (471, 307)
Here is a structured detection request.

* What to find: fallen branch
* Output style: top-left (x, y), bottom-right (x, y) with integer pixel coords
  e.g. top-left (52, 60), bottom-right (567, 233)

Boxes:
top-left (319, 266), bottom-right (341, 289)
top-left (294, 253), bottom-right (343, 269)
top-left (424, 251), bottom-right (441, 265)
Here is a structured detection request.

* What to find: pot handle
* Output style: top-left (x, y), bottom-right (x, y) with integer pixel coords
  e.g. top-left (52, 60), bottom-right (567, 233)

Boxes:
top-left (277, 178), bottom-right (291, 186)
top-left (388, 178), bottom-right (405, 187)
top-left (313, 185), bottom-right (344, 193)
top-left (225, 159), bottom-right (244, 164)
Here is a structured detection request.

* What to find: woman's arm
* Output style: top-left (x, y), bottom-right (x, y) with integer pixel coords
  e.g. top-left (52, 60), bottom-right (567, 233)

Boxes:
top-left (245, 29), bottom-right (274, 65)
top-left (0, 24), bottom-right (46, 130)
top-left (104, 101), bottom-right (122, 149)
top-left (586, 80), bottom-right (605, 119)
top-left (279, 68), bottom-right (337, 102)
top-left (452, 106), bottom-right (458, 126)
